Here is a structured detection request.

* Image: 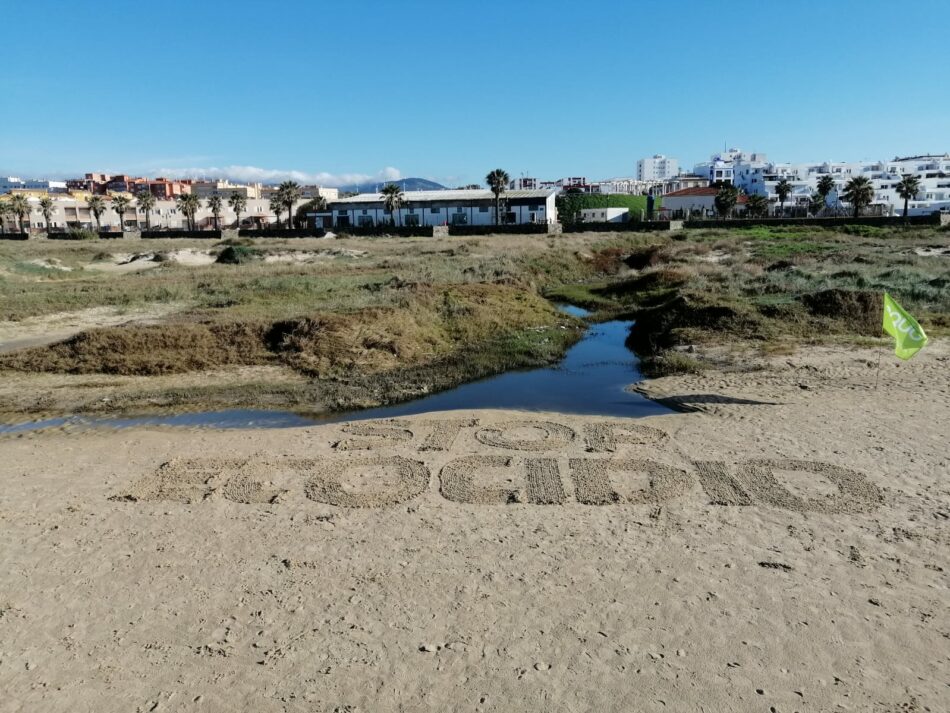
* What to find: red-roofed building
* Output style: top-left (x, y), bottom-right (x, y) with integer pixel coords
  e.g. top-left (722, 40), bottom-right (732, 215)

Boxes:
top-left (660, 186), bottom-right (749, 218)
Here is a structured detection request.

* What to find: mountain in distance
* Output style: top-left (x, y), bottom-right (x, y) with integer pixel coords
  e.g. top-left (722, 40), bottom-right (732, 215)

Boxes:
top-left (337, 177), bottom-right (446, 194)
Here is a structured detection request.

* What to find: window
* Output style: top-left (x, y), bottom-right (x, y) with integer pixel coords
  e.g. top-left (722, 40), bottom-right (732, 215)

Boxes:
top-left (338, 210), bottom-right (348, 216)
top-left (451, 212), bottom-right (468, 225)
top-left (530, 204), bottom-right (542, 211)
top-left (479, 206), bottom-right (489, 212)
top-left (404, 214), bottom-right (420, 226)
top-left (430, 207), bottom-right (440, 213)
top-left (362, 209), bottom-right (368, 215)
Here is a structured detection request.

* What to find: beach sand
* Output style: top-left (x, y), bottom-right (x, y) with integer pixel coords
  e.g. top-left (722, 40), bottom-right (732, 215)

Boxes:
top-left (1, 343), bottom-right (947, 712)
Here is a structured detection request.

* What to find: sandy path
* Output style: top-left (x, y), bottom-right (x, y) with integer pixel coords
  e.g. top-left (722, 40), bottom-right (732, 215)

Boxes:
top-left (0, 303), bottom-right (188, 354)
top-left (1, 344), bottom-right (948, 712)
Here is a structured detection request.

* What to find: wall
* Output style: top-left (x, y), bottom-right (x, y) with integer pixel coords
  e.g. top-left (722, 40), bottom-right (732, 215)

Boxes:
top-left (684, 214), bottom-right (943, 229)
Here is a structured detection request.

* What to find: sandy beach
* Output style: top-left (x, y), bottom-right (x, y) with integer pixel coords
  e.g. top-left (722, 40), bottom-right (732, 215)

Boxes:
top-left (2, 342), bottom-right (947, 712)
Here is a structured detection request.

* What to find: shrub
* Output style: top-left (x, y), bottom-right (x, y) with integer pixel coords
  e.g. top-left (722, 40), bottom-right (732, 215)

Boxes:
top-left (216, 245), bottom-right (260, 264)
top-left (66, 228), bottom-right (99, 241)
top-left (639, 351), bottom-right (706, 377)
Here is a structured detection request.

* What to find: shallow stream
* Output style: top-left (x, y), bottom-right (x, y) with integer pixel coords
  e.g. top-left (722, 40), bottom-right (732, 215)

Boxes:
top-left (0, 305), bottom-right (669, 434)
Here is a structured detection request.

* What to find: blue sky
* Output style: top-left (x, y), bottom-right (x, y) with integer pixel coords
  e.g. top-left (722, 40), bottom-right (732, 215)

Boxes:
top-left (3, 0), bottom-right (948, 186)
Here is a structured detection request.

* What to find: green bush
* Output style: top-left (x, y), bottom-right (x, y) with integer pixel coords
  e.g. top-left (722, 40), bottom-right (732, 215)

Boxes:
top-left (63, 228), bottom-right (98, 241)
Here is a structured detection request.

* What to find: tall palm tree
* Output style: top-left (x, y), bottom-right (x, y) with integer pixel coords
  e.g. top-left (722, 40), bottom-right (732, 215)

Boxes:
top-left (268, 195), bottom-right (284, 228)
top-left (745, 194), bottom-right (768, 218)
top-left (278, 181), bottom-right (302, 229)
top-left (228, 191), bottom-right (247, 229)
top-left (207, 194), bottom-right (223, 230)
top-left (841, 176), bottom-right (874, 218)
top-left (176, 193), bottom-right (200, 230)
top-left (86, 195), bottom-right (106, 231)
top-left (9, 194), bottom-right (30, 233)
top-left (381, 183), bottom-right (405, 226)
top-left (895, 174), bottom-right (921, 221)
top-left (775, 179), bottom-right (792, 215)
top-left (485, 168), bottom-right (510, 225)
top-left (808, 192), bottom-right (826, 217)
top-left (111, 194), bottom-right (131, 231)
top-left (136, 189), bottom-right (156, 230)
top-left (714, 185), bottom-right (739, 219)
top-left (38, 196), bottom-right (55, 232)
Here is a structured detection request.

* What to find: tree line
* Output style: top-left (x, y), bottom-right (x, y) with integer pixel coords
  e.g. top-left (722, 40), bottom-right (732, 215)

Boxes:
top-left (0, 180), bottom-right (327, 233)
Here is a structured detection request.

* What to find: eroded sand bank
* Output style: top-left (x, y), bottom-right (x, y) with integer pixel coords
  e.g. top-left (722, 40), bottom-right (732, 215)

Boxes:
top-left (1, 343), bottom-right (948, 712)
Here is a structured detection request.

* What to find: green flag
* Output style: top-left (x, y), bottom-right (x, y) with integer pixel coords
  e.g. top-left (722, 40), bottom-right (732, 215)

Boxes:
top-left (882, 293), bottom-right (928, 360)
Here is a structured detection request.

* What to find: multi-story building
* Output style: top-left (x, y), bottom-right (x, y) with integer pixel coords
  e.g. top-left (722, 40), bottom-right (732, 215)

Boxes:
top-left (259, 184), bottom-right (339, 201)
top-left (0, 193), bottom-right (315, 232)
top-left (509, 177), bottom-right (539, 190)
top-left (692, 148), bottom-right (769, 185)
top-left (659, 174), bottom-right (709, 195)
top-left (636, 155), bottom-right (679, 181)
top-left (732, 153), bottom-right (950, 216)
top-left (191, 180), bottom-right (263, 200)
top-left (314, 188), bottom-right (557, 229)
top-left (0, 176), bottom-right (68, 194)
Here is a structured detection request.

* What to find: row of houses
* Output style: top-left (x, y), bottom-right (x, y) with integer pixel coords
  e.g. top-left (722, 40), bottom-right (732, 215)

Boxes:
top-left (692, 149), bottom-right (950, 216)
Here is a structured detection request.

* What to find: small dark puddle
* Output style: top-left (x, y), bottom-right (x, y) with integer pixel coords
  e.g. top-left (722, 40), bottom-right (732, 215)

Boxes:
top-left (0, 304), bottom-right (670, 434)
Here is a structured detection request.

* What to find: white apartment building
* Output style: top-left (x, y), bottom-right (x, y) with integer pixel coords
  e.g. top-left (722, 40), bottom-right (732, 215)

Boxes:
top-left (315, 189), bottom-right (557, 229)
top-left (0, 176), bottom-right (68, 194)
top-left (509, 177), bottom-right (539, 190)
top-left (590, 177), bottom-right (663, 195)
top-left (732, 153), bottom-right (950, 216)
top-left (636, 155), bottom-right (679, 181)
top-left (190, 180), bottom-right (263, 200)
top-left (692, 148), bottom-right (769, 185)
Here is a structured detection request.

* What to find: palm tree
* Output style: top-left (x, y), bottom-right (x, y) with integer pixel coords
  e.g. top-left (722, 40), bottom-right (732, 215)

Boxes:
top-left (381, 183), bottom-right (405, 226)
top-left (9, 194), bottom-right (30, 233)
top-left (714, 185), bottom-right (739, 219)
top-left (841, 176), bottom-right (874, 218)
top-left (228, 191), bottom-right (247, 229)
top-left (111, 194), bottom-right (131, 231)
top-left (269, 195), bottom-right (284, 228)
top-left (296, 196), bottom-right (326, 228)
top-left (0, 201), bottom-right (10, 233)
top-left (38, 196), bottom-right (55, 232)
top-left (895, 174), bottom-right (921, 221)
top-left (485, 168), bottom-right (510, 225)
top-left (136, 189), bottom-right (156, 230)
top-left (816, 175), bottom-right (835, 202)
top-left (745, 194), bottom-right (768, 218)
top-left (86, 195), bottom-right (106, 231)
top-left (808, 192), bottom-right (826, 217)
top-left (207, 194), bottom-right (223, 230)
top-left (775, 179), bottom-right (792, 216)
top-left (176, 193), bottom-right (200, 230)
top-left (278, 181), bottom-right (302, 229)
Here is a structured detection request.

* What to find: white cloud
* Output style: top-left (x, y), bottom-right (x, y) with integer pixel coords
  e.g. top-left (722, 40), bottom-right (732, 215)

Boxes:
top-left (152, 165), bottom-right (402, 187)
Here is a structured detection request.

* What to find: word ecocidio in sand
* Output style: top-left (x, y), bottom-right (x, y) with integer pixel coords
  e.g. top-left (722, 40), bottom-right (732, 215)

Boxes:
top-left (118, 419), bottom-right (883, 514)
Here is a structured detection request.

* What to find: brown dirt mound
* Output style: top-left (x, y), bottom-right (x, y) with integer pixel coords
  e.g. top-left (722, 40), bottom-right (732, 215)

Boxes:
top-left (800, 289), bottom-right (882, 333)
top-left (0, 321), bottom-right (271, 375)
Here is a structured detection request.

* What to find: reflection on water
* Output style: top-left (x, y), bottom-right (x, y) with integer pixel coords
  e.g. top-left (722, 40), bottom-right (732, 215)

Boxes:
top-left (0, 305), bottom-right (669, 434)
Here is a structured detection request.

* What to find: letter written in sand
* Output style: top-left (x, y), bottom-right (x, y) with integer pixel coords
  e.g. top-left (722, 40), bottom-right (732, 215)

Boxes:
top-left (415, 418), bottom-right (479, 452)
top-left (583, 422), bottom-right (668, 453)
top-left (303, 456), bottom-right (429, 508)
top-left (439, 456), bottom-right (567, 505)
top-left (116, 459), bottom-right (245, 504)
top-left (333, 420), bottom-right (413, 451)
top-left (475, 420), bottom-right (576, 451)
top-left (736, 459), bottom-right (883, 514)
top-left (568, 458), bottom-right (693, 506)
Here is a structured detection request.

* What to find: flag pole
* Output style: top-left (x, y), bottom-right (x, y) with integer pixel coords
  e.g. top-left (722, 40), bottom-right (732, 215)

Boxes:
top-left (875, 342), bottom-right (883, 390)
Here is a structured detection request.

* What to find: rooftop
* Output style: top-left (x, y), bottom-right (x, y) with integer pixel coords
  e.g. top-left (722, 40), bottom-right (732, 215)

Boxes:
top-left (331, 188), bottom-right (556, 204)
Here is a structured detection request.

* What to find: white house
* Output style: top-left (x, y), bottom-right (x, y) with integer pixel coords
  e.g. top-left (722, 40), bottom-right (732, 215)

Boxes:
top-left (660, 187), bottom-right (749, 217)
top-left (580, 207), bottom-right (629, 223)
top-left (315, 189), bottom-right (557, 229)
